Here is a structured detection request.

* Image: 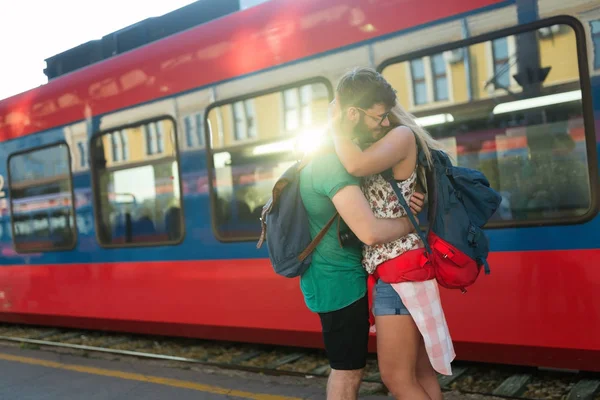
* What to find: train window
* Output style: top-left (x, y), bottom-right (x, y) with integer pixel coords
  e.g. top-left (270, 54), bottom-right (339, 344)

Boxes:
top-left (91, 117), bottom-right (184, 247)
top-left (380, 22), bottom-right (595, 226)
top-left (206, 79), bottom-right (332, 241)
top-left (7, 143), bottom-right (76, 252)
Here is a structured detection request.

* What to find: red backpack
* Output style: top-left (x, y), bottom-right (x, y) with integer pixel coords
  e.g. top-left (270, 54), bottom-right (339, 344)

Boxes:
top-left (366, 146), bottom-right (501, 324)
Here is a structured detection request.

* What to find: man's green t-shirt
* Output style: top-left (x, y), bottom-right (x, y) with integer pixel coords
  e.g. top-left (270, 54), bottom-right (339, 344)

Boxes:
top-left (299, 152), bottom-right (367, 313)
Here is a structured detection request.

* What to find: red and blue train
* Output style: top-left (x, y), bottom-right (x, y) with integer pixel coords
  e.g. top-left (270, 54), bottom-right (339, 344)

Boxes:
top-left (0, 0), bottom-right (599, 372)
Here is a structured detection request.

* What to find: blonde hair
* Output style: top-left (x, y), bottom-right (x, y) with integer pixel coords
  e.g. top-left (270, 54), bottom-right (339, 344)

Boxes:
top-left (388, 102), bottom-right (446, 167)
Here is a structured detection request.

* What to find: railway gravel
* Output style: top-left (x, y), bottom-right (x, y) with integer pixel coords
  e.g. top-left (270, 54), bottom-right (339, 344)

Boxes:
top-left (0, 323), bottom-right (597, 400)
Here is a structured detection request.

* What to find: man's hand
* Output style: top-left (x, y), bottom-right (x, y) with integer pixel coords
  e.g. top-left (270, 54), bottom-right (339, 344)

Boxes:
top-left (409, 192), bottom-right (425, 215)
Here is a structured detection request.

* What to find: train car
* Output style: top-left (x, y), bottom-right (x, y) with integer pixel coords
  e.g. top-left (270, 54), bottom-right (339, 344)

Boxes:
top-left (0, 0), bottom-right (599, 372)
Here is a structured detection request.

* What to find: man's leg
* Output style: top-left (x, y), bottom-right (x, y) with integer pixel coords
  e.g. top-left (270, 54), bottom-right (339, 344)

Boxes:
top-left (318, 295), bottom-right (370, 400)
top-left (327, 369), bottom-right (364, 400)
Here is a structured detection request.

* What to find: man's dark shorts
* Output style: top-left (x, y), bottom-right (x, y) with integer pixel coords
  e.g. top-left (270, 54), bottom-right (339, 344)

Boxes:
top-left (318, 294), bottom-right (369, 370)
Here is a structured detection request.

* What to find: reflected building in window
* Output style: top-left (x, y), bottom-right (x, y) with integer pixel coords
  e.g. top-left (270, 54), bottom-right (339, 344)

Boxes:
top-left (205, 81), bottom-right (331, 240)
top-left (7, 144), bottom-right (76, 252)
top-left (382, 24), bottom-right (590, 224)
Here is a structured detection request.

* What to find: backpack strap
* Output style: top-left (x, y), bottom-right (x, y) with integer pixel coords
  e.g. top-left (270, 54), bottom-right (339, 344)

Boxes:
top-left (480, 258), bottom-right (491, 275)
top-left (381, 169), bottom-right (432, 254)
top-left (256, 198), bottom-right (271, 249)
top-left (298, 212), bottom-right (339, 262)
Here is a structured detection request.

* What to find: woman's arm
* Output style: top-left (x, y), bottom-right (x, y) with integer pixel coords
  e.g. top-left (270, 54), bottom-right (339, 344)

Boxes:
top-left (333, 126), bottom-right (415, 177)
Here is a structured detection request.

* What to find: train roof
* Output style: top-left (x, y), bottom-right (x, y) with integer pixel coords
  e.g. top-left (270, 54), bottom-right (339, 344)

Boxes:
top-left (43, 0), bottom-right (241, 80)
top-left (0, 0), bottom-right (503, 142)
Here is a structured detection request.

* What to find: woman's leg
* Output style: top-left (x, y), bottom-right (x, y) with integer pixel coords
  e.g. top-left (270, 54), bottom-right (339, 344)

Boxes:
top-left (376, 314), bottom-right (431, 399)
top-left (416, 337), bottom-right (443, 400)
top-left (373, 281), bottom-right (431, 399)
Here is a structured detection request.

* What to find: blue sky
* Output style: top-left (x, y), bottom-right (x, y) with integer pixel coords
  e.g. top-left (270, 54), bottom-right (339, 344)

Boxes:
top-left (0, 0), bottom-right (269, 101)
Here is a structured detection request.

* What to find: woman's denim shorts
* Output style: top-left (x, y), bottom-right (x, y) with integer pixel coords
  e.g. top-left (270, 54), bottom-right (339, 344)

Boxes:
top-left (372, 279), bottom-right (411, 316)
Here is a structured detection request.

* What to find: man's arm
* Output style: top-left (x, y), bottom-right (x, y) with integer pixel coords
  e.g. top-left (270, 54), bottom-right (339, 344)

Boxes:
top-left (331, 185), bottom-right (416, 246)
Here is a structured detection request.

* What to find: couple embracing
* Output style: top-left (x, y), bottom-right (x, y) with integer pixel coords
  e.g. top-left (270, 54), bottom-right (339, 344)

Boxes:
top-left (297, 67), bottom-right (455, 400)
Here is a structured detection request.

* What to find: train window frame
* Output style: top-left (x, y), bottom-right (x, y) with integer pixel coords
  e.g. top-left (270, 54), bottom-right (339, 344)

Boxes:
top-left (204, 76), bottom-right (334, 243)
top-left (6, 141), bottom-right (78, 253)
top-left (377, 15), bottom-right (598, 229)
top-left (89, 115), bottom-right (186, 248)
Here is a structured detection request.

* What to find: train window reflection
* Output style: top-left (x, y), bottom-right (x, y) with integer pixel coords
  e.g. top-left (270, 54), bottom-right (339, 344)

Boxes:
top-left (7, 143), bottom-right (76, 252)
top-left (381, 23), bottom-right (592, 225)
top-left (206, 80), bottom-right (332, 240)
top-left (92, 118), bottom-right (184, 246)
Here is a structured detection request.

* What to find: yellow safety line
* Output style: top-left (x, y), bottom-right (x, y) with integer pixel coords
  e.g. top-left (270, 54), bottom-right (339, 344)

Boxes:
top-left (0, 352), bottom-right (302, 400)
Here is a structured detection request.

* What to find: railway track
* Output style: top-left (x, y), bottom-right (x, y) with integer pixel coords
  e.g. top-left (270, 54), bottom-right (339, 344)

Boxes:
top-left (0, 323), bottom-right (598, 400)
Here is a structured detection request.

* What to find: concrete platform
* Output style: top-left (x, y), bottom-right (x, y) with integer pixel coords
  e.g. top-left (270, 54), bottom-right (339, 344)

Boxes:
top-left (0, 343), bottom-right (502, 399)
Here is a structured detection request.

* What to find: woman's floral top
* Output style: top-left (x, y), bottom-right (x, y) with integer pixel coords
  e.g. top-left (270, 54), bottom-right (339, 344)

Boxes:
top-left (361, 170), bottom-right (421, 273)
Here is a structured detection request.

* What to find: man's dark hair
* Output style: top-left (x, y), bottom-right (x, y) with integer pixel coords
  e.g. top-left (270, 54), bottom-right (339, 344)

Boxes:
top-left (336, 67), bottom-right (397, 110)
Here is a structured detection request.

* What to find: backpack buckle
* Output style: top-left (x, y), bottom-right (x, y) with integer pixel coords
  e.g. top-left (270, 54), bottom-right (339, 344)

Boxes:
top-left (433, 240), bottom-right (454, 259)
top-left (442, 249), bottom-right (454, 259)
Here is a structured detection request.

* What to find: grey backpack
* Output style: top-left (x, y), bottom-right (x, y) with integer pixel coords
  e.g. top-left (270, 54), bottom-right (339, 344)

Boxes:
top-left (257, 159), bottom-right (337, 278)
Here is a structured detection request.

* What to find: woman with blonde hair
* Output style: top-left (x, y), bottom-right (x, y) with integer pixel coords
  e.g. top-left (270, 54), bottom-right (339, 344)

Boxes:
top-left (330, 67), bottom-right (454, 400)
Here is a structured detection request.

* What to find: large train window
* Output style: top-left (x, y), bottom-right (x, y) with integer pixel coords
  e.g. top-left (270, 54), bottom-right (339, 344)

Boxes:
top-left (91, 117), bottom-right (184, 247)
top-left (380, 20), bottom-right (596, 226)
top-left (205, 79), bottom-right (332, 241)
top-left (7, 143), bottom-right (76, 252)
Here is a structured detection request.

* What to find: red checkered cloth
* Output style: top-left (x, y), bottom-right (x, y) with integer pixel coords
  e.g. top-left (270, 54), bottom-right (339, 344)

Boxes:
top-left (369, 279), bottom-right (455, 375)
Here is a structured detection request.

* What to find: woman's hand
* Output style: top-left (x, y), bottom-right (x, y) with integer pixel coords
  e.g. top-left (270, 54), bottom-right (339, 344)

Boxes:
top-left (328, 97), bottom-right (340, 123)
top-left (329, 98), bottom-right (340, 134)
top-left (329, 96), bottom-right (352, 137)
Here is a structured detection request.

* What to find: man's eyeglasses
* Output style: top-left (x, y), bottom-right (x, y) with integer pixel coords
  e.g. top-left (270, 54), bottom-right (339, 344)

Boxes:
top-left (354, 107), bottom-right (390, 126)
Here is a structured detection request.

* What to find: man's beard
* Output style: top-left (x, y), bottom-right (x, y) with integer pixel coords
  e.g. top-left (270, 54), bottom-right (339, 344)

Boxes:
top-left (352, 116), bottom-right (379, 147)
